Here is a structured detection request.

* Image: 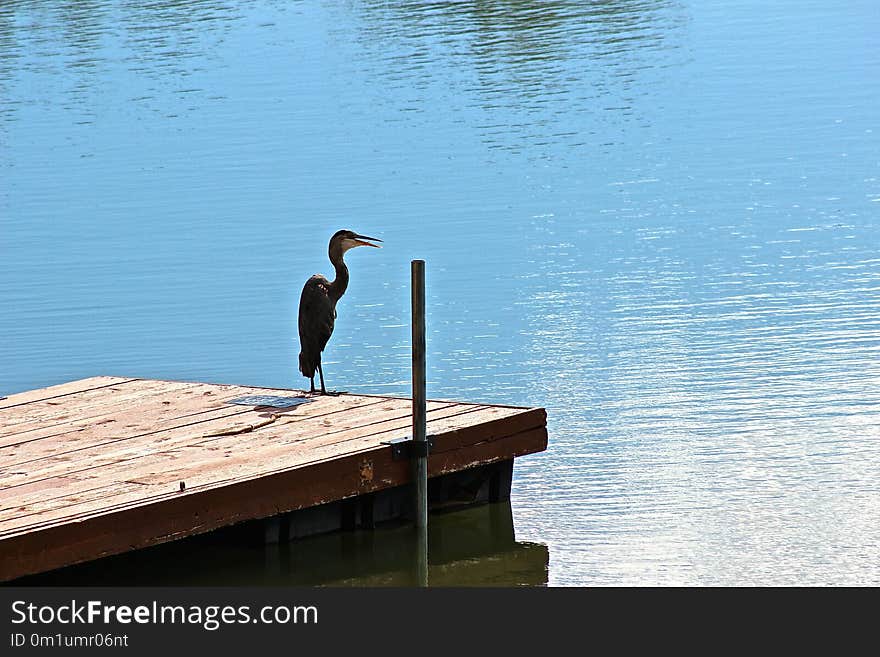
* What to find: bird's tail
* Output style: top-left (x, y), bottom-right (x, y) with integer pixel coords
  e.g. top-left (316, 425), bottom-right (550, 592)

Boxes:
top-left (299, 351), bottom-right (316, 378)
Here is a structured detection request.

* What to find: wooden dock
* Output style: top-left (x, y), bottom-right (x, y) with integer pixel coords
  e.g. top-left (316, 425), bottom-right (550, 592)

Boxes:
top-left (0, 377), bottom-right (547, 582)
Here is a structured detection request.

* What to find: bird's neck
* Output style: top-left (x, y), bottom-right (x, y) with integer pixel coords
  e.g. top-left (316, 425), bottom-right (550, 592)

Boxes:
top-left (328, 257), bottom-right (349, 302)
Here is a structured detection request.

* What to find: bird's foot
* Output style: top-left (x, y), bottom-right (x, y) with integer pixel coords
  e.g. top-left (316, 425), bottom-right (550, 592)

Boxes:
top-left (320, 389), bottom-right (344, 397)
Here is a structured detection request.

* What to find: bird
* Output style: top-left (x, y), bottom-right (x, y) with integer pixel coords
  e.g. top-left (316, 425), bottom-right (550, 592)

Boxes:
top-left (298, 229), bottom-right (382, 395)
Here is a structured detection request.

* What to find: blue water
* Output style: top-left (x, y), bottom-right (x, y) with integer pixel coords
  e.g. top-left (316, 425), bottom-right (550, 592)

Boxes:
top-left (2, 1), bottom-right (879, 585)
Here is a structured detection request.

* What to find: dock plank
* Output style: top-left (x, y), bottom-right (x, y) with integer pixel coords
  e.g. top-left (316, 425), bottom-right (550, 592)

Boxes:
top-left (0, 392), bottom-right (383, 473)
top-left (0, 377), bottom-right (157, 417)
top-left (0, 379), bottom-right (239, 441)
top-left (0, 378), bottom-right (548, 581)
top-left (0, 377), bottom-right (136, 410)
top-left (0, 378), bottom-right (184, 436)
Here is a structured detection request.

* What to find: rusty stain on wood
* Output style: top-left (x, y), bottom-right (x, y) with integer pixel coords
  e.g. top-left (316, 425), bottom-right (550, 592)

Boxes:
top-left (0, 377), bottom-right (547, 581)
top-left (359, 459), bottom-right (374, 486)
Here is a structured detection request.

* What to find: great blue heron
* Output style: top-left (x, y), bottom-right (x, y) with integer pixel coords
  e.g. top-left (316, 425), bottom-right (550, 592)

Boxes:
top-left (298, 229), bottom-right (382, 394)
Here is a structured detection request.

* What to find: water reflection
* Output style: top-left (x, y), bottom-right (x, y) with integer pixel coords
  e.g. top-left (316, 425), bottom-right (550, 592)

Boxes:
top-left (0, 0), bottom-right (685, 149)
top-left (351, 0), bottom-right (684, 151)
top-left (13, 503), bottom-right (548, 587)
top-left (0, 0), bottom-right (243, 128)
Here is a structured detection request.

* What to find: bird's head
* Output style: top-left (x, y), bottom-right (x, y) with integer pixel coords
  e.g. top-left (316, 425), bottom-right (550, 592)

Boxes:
top-left (330, 229), bottom-right (383, 255)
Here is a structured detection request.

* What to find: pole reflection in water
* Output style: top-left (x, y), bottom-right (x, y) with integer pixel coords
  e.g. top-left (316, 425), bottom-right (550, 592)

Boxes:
top-left (14, 503), bottom-right (548, 587)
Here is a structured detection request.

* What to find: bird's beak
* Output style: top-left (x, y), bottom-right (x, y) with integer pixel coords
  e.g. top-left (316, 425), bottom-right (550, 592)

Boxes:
top-left (353, 234), bottom-right (382, 248)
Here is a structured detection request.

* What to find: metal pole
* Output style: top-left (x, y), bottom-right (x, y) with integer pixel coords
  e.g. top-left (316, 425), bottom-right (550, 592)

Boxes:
top-left (411, 260), bottom-right (428, 529)
top-left (411, 260), bottom-right (428, 586)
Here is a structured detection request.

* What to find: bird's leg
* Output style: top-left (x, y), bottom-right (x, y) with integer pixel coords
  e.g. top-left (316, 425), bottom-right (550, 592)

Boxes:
top-left (309, 376), bottom-right (316, 394)
top-left (315, 363), bottom-right (340, 395)
top-left (317, 363), bottom-right (327, 395)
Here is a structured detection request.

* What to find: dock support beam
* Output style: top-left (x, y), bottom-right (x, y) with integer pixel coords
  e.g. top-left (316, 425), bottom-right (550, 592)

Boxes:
top-left (411, 259), bottom-right (428, 586)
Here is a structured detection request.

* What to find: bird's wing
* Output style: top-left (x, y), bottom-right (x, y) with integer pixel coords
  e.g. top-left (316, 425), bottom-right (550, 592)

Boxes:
top-left (298, 275), bottom-right (336, 359)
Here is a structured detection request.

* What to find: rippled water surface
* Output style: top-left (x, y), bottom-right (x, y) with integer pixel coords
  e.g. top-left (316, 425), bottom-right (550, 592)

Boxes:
top-left (2, 1), bottom-right (879, 585)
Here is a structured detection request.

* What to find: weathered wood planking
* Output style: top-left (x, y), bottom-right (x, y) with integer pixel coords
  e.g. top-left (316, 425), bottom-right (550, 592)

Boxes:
top-left (0, 377), bottom-right (547, 581)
